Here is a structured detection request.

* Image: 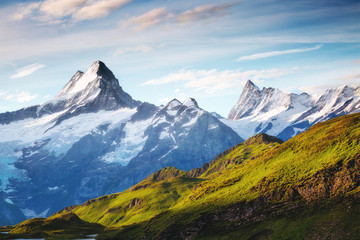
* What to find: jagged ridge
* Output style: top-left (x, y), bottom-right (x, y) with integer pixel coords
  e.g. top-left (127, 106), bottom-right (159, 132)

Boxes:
top-left (224, 80), bottom-right (360, 141)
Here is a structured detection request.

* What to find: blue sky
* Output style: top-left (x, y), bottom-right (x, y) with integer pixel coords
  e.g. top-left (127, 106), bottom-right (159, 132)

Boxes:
top-left (0, 0), bottom-right (359, 117)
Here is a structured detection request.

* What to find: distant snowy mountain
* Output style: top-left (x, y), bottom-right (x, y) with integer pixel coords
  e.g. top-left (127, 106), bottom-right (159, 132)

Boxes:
top-left (0, 61), bottom-right (242, 225)
top-left (223, 80), bottom-right (360, 140)
top-left (278, 84), bottom-right (360, 139)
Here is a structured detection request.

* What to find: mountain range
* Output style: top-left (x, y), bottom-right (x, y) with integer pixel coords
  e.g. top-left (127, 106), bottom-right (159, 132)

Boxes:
top-left (3, 111), bottom-right (360, 239)
top-left (0, 61), bottom-right (242, 225)
top-left (0, 60), bottom-right (359, 226)
top-left (224, 80), bottom-right (360, 140)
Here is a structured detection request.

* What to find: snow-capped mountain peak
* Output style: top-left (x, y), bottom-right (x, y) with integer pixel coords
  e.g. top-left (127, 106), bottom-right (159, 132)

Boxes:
top-left (166, 99), bottom-right (182, 109)
top-left (228, 80), bottom-right (314, 121)
top-left (245, 79), bottom-right (260, 91)
top-left (36, 61), bottom-right (141, 123)
top-left (224, 81), bottom-right (360, 141)
top-left (55, 60), bottom-right (123, 100)
top-left (55, 70), bottom-right (84, 99)
top-left (227, 80), bottom-right (261, 120)
top-left (182, 97), bottom-right (199, 108)
top-left (224, 80), bottom-right (315, 140)
top-left (158, 98), bottom-right (201, 118)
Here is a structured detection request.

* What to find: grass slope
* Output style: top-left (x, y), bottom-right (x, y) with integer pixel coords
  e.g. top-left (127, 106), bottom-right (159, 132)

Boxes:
top-left (6, 113), bottom-right (360, 240)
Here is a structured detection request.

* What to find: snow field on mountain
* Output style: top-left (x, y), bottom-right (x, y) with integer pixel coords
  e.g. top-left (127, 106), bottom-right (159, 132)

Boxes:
top-left (100, 117), bottom-right (152, 165)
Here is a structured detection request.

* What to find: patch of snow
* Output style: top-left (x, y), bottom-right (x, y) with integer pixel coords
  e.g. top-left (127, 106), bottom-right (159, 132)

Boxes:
top-left (100, 117), bottom-right (152, 165)
top-left (182, 112), bottom-right (202, 127)
top-left (159, 146), bottom-right (178, 160)
top-left (4, 198), bottom-right (14, 204)
top-left (208, 123), bottom-right (218, 130)
top-left (167, 109), bottom-right (178, 116)
top-left (26, 150), bottom-right (39, 157)
top-left (182, 98), bottom-right (197, 108)
top-left (0, 148), bottom-right (28, 190)
top-left (150, 146), bottom-right (158, 152)
top-left (152, 116), bottom-right (167, 127)
top-left (159, 127), bottom-right (170, 140)
top-left (48, 186), bottom-right (59, 191)
top-left (0, 108), bottom-right (135, 156)
top-left (63, 64), bottom-right (98, 97)
top-left (21, 208), bottom-right (49, 218)
top-left (167, 99), bottom-right (181, 109)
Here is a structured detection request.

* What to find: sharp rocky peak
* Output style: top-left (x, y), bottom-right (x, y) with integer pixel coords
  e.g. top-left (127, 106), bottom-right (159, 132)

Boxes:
top-left (228, 80), bottom-right (313, 120)
top-left (156, 97), bottom-right (201, 119)
top-left (227, 80), bottom-right (261, 120)
top-left (37, 61), bottom-right (140, 122)
top-left (165, 98), bottom-right (200, 110)
top-left (182, 97), bottom-right (199, 108)
top-left (244, 80), bottom-right (260, 92)
top-left (88, 60), bottom-right (116, 80)
top-left (55, 60), bottom-right (117, 99)
top-left (166, 99), bottom-right (182, 109)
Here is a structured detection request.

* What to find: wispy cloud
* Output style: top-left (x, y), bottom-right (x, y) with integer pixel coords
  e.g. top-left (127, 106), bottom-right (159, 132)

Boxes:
top-left (72, 0), bottom-right (131, 22)
top-left (12, 2), bottom-right (41, 21)
top-left (10, 63), bottom-right (46, 79)
top-left (236, 45), bottom-right (322, 61)
top-left (113, 44), bottom-right (153, 56)
top-left (142, 67), bottom-right (295, 93)
top-left (40, 0), bottom-right (87, 18)
top-left (11, 0), bottom-right (131, 24)
top-left (4, 91), bottom-right (38, 103)
top-left (120, 7), bottom-right (171, 30)
top-left (120, 2), bottom-right (240, 31)
top-left (175, 2), bottom-right (241, 23)
top-left (342, 73), bottom-right (360, 82)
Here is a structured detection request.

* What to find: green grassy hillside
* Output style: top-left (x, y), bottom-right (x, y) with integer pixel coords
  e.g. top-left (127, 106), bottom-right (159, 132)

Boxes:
top-left (4, 113), bottom-right (360, 240)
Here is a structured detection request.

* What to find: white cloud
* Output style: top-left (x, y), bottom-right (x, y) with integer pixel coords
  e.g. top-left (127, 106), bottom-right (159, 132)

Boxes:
top-left (10, 63), bottom-right (46, 79)
top-left (72, 0), bottom-right (131, 21)
top-left (4, 92), bottom-right (38, 103)
top-left (142, 67), bottom-right (295, 93)
top-left (12, 2), bottom-right (41, 21)
top-left (11, 0), bottom-right (131, 24)
top-left (236, 45), bottom-right (322, 61)
top-left (120, 7), bottom-right (170, 30)
top-left (176, 2), bottom-right (240, 23)
top-left (119, 2), bottom-right (240, 31)
top-left (40, 0), bottom-right (87, 18)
